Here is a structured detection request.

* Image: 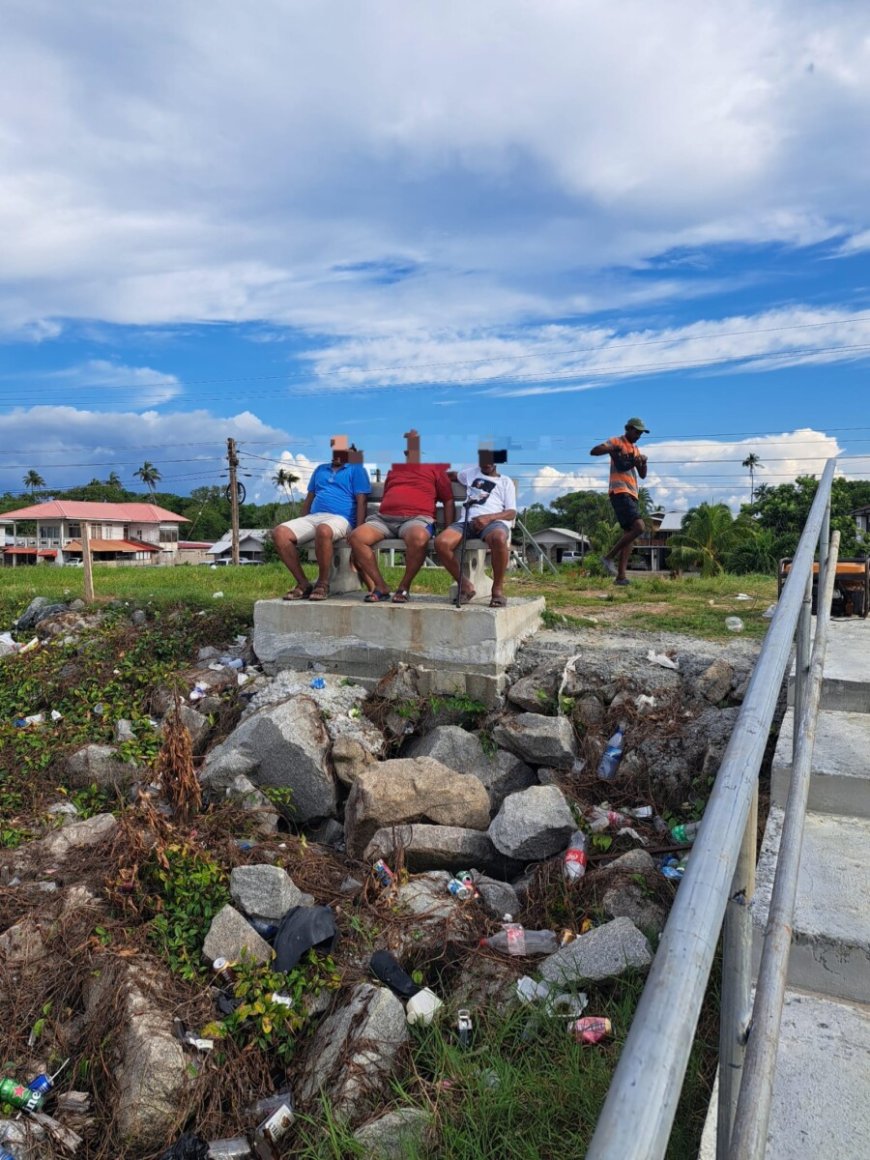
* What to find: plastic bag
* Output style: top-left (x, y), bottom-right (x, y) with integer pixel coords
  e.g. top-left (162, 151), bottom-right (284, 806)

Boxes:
top-left (157, 1133), bottom-right (210, 1160)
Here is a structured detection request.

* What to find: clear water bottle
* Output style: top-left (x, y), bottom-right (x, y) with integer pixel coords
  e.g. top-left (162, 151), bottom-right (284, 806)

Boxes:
top-left (480, 919), bottom-right (559, 956)
top-left (597, 728), bottom-right (625, 781)
top-left (563, 831), bottom-right (589, 882)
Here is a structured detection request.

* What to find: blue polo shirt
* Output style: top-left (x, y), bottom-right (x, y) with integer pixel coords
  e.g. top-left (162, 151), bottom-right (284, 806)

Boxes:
top-left (309, 462), bottom-right (371, 525)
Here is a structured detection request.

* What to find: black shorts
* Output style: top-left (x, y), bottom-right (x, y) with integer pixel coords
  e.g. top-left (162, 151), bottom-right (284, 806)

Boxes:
top-left (610, 492), bottom-right (640, 531)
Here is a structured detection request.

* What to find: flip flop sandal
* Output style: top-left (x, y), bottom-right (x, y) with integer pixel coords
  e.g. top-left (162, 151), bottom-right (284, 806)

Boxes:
top-left (459, 588), bottom-right (476, 604)
top-left (308, 584), bottom-right (330, 602)
top-left (489, 594), bottom-right (508, 608)
top-left (391, 589), bottom-right (410, 604)
top-left (364, 590), bottom-right (392, 603)
top-left (283, 584), bottom-right (314, 601)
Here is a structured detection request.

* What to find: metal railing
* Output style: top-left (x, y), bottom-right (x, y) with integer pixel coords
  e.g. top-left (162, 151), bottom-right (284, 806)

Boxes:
top-left (586, 457), bottom-right (838, 1160)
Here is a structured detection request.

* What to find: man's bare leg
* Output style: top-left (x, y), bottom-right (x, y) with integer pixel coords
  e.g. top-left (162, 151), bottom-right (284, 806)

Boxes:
top-left (273, 525), bottom-right (309, 589)
top-left (349, 525), bottom-right (389, 592)
top-left (487, 528), bottom-right (510, 598)
top-left (312, 523), bottom-right (338, 588)
top-left (434, 528), bottom-right (476, 596)
top-left (395, 526), bottom-right (431, 593)
top-left (606, 519), bottom-right (645, 581)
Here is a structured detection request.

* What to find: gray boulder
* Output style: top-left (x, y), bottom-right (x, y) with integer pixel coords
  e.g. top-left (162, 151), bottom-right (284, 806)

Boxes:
top-left (230, 864), bottom-right (313, 920)
top-left (406, 724), bottom-right (536, 814)
top-left (696, 659), bottom-right (734, 704)
top-left (331, 735), bottom-right (379, 787)
top-left (363, 824), bottom-right (521, 879)
top-left (344, 757), bottom-right (491, 859)
top-left (202, 904), bottom-right (272, 966)
top-left (31, 813), bottom-right (118, 862)
top-left (597, 850), bottom-right (667, 936)
top-left (540, 916), bottom-right (653, 985)
top-left (163, 702), bottom-right (212, 751)
top-left (84, 962), bottom-right (187, 1149)
top-left (224, 775), bottom-right (280, 834)
top-left (353, 1108), bottom-right (432, 1159)
top-left (201, 695), bottom-right (336, 823)
top-left (506, 666), bottom-right (560, 714)
top-left (492, 712), bottom-right (578, 769)
top-left (488, 786), bottom-right (576, 860)
top-left (15, 597), bottom-right (65, 631)
top-left (297, 983), bottom-right (408, 1123)
top-left (64, 744), bottom-right (138, 790)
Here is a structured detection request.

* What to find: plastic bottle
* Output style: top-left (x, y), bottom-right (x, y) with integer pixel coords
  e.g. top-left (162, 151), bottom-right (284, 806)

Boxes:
top-left (570, 1016), bottom-right (612, 1044)
top-left (670, 821), bottom-right (701, 844)
top-left (563, 831), bottom-right (589, 882)
top-left (596, 728), bottom-right (625, 781)
top-left (480, 920), bottom-right (559, 956)
top-left (587, 805), bottom-right (631, 832)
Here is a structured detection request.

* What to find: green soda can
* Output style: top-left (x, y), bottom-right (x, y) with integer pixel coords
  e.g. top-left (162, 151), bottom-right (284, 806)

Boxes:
top-left (0, 1076), bottom-right (45, 1112)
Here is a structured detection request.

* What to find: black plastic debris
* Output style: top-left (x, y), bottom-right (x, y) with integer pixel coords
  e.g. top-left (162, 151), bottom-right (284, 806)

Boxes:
top-left (157, 1133), bottom-right (211, 1160)
top-left (272, 906), bottom-right (337, 973)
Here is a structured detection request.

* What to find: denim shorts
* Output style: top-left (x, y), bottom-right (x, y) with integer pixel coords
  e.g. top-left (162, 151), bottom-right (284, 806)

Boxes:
top-left (446, 519), bottom-right (511, 541)
top-left (610, 492), bottom-right (641, 531)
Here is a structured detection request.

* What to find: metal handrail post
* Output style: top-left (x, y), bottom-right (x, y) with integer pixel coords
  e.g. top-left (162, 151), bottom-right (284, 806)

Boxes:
top-left (730, 530), bottom-right (840, 1160)
top-left (716, 782), bottom-right (757, 1159)
top-left (792, 572), bottom-right (812, 762)
top-left (817, 503), bottom-right (831, 623)
top-left (585, 458), bottom-right (836, 1160)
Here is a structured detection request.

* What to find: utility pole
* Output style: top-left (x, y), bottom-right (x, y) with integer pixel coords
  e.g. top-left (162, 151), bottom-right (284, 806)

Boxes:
top-left (81, 521), bottom-right (95, 602)
top-left (227, 437), bottom-right (240, 565)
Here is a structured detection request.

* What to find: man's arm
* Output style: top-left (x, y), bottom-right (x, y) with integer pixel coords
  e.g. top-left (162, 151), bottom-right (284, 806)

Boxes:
top-left (590, 442), bottom-right (611, 457)
top-left (637, 455), bottom-right (648, 480)
top-left (436, 471), bottom-right (455, 526)
top-left (301, 491), bottom-right (314, 516)
top-left (354, 491), bottom-right (368, 526)
top-left (474, 477), bottom-right (517, 527)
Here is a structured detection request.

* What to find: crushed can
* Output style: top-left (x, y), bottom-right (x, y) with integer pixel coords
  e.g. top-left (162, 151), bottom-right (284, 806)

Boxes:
top-left (372, 859), bottom-right (396, 888)
top-left (570, 1016), bottom-right (612, 1044)
top-left (447, 877), bottom-right (474, 900)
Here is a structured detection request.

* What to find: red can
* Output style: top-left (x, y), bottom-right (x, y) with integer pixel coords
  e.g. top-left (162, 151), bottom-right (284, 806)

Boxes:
top-left (570, 1017), bottom-right (612, 1044)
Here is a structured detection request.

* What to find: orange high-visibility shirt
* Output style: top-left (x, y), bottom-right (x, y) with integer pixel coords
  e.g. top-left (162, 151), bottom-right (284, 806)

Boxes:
top-left (603, 436), bottom-right (642, 498)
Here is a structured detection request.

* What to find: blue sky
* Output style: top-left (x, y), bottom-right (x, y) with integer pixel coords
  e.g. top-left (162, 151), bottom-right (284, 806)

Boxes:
top-left (2, 0), bottom-right (870, 513)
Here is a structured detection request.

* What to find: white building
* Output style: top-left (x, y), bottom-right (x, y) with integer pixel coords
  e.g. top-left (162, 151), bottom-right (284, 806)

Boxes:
top-left (0, 501), bottom-right (189, 566)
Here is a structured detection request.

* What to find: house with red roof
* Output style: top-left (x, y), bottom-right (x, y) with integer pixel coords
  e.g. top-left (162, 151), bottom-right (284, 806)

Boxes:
top-left (1, 501), bottom-right (189, 567)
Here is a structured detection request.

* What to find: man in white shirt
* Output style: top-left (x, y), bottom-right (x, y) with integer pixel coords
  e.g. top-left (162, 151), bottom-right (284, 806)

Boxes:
top-left (435, 450), bottom-right (517, 607)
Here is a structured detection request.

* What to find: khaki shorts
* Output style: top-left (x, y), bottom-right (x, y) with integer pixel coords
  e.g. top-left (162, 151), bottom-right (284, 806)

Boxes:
top-left (280, 513), bottom-right (351, 543)
top-left (364, 514), bottom-right (435, 539)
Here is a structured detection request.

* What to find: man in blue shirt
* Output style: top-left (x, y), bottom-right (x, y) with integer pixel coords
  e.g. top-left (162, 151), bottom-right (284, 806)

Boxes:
top-left (274, 447), bottom-right (371, 601)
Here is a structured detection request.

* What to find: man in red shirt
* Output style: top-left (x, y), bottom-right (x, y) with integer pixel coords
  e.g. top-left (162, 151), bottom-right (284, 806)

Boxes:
top-left (590, 417), bottom-right (649, 585)
top-left (349, 463), bottom-right (455, 603)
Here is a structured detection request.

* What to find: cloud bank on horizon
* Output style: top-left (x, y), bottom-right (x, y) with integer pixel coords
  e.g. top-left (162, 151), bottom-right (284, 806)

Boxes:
top-left (1, 1), bottom-right (870, 509)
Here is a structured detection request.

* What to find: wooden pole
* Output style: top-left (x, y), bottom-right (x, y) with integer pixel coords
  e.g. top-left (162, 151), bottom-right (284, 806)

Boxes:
top-left (227, 437), bottom-right (240, 565)
top-left (81, 521), bottom-right (95, 602)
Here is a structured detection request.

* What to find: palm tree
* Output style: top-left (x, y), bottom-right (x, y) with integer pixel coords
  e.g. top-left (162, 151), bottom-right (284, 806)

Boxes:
top-left (742, 453), bottom-right (763, 504)
top-left (134, 461), bottom-right (162, 495)
top-left (272, 466), bottom-right (299, 503)
top-left (667, 503), bottom-right (750, 577)
top-left (106, 471), bottom-right (122, 489)
top-left (23, 470), bottom-right (45, 496)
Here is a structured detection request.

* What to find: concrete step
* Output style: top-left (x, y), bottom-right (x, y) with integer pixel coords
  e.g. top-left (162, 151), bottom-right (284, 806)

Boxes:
top-left (788, 617), bottom-right (870, 712)
top-left (772, 707), bottom-right (870, 819)
top-left (751, 807), bottom-right (870, 1003)
top-left (698, 987), bottom-right (870, 1159)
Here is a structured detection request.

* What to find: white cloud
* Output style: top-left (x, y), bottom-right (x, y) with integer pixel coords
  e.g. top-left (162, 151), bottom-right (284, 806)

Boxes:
top-left (1, 1), bottom-right (870, 337)
top-left (45, 359), bottom-right (184, 406)
top-left (0, 406), bottom-right (290, 494)
top-left (523, 429), bottom-right (848, 512)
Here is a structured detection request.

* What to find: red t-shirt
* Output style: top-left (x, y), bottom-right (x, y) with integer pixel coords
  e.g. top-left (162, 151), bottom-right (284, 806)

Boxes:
top-left (379, 463), bottom-right (453, 518)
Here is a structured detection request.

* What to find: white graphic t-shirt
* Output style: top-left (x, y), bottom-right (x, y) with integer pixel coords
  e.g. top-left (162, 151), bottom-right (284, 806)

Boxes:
top-left (457, 467), bottom-right (517, 526)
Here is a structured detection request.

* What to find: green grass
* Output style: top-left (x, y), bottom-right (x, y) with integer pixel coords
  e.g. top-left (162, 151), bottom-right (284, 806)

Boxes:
top-left (0, 562), bottom-right (778, 641)
top-left (292, 973), bottom-right (716, 1159)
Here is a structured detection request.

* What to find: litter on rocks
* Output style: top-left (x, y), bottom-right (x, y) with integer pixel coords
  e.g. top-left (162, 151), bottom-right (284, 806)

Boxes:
top-left (309, 676), bottom-right (326, 689)
top-left (763, 604), bottom-right (778, 619)
top-left (725, 616), bottom-right (744, 632)
top-left (646, 649), bottom-right (678, 670)
top-left (570, 1016), bottom-right (612, 1044)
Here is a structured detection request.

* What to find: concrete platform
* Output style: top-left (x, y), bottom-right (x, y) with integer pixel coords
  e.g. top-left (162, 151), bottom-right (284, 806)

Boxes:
top-left (772, 707), bottom-right (870, 819)
top-left (751, 807), bottom-right (870, 1003)
top-left (788, 616), bottom-right (870, 712)
top-left (252, 592), bottom-right (545, 707)
top-left (698, 987), bottom-right (870, 1159)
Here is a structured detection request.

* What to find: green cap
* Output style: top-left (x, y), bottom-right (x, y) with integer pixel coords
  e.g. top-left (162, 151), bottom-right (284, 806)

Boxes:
top-left (625, 417), bottom-right (649, 433)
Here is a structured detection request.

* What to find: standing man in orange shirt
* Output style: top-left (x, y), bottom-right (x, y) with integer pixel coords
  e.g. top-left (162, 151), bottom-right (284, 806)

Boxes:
top-left (589, 417), bottom-right (649, 586)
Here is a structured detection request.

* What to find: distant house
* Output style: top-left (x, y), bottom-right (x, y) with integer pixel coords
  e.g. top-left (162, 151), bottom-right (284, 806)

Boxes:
top-left (208, 529), bottom-right (270, 565)
top-left (633, 511), bottom-right (684, 571)
top-left (176, 541), bottom-right (215, 566)
top-left (523, 527), bottom-right (591, 564)
top-left (0, 501), bottom-right (189, 567)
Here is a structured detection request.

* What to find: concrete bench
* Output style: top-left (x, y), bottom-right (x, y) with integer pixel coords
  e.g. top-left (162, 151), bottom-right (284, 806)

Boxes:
top-left (309, 480), bottom-right (495, 599)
